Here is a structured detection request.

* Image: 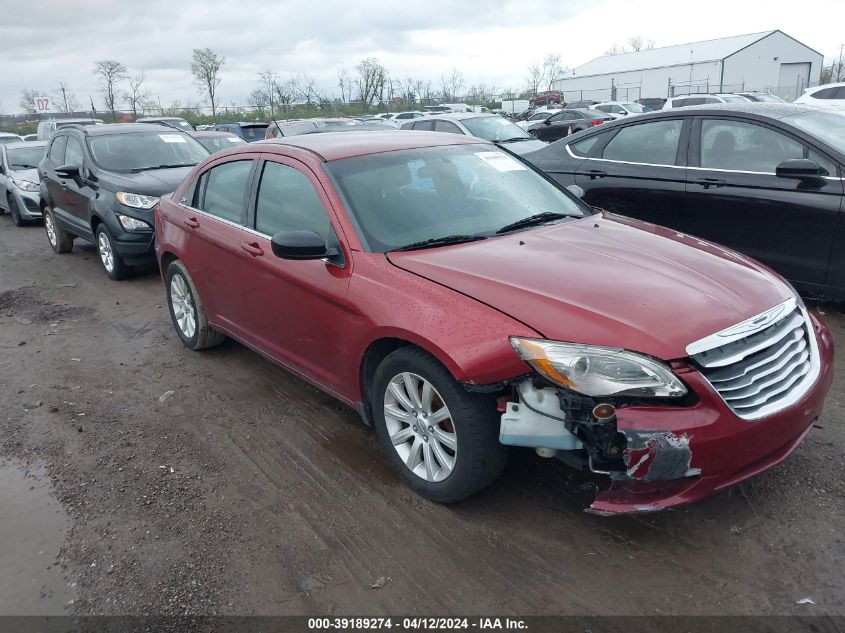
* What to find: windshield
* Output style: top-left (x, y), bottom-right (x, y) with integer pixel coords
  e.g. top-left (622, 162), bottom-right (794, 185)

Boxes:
top-left (461, 116), bottom-right (531, 141)
top-left (720, 95), bottom-right (749, 103)
top-left (322, 119), bottom-right (358, 128)
top-left (155, 119), bottom-right (194, 132)
top-left (751, 93), bottom-right (785, 103)
top-left (241, 125), bottom-right (269, 141)
top-left (0, 136), bottom-right (21, 145)
top-left (326, 144), bottom-right (589, 252)
top-left (196, 135), bottom-right (246, 152)
top-left (88, 131), bottom-right (210, 173)
top-left (7, 146), bottom-right (45, 169)
top-left (623, 103), bottom-right (647, 113)
top-left (784, 110), bottom-right (845, 156)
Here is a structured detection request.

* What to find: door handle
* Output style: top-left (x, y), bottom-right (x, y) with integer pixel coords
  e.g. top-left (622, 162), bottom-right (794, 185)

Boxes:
top-left (240, 242), bottom-right (264, 257)
top-left (584, 169), bottom-right (606, 180)
top-left (694, 177), bottom-right (727, 189)
top-left (184, 217), bottom-right (200, 229)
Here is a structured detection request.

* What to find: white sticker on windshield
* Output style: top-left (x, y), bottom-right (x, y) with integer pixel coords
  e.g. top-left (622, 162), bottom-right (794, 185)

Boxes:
top-left (159, 134), bottom-right (187, 144)
top-left (475, 151), bottom-right (526, 172)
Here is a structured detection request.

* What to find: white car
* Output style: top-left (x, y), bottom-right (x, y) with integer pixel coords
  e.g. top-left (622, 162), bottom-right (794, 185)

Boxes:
top-left (383, 111), bottom-right (426, 123)
top-left (0, 133), bottom-right (23, 146)
top-left (662, 93), bottom-right (751, 110)
top-left (516, 107), bottom-right (561, 130)
top-left (794, 82), bottom-right (845, 110)
top-left (593, 101), bottom-right (651, 119)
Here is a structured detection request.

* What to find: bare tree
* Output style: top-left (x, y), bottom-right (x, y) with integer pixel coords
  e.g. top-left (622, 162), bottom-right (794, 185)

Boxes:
top-left (543, 54), bottom-right (567, 91)
top-left (93, 60), bottom-right (128, 122)
top-left (355, 58), bottom-right (387, 110)
top-left (337, 69), bottom-right (353, 103)
top-left (525, 61), bottom-right (545, 95)
top-left (628, 36), bottom-right (644, 52)
top-left (416, 79), bottom-right (433, 103)
top-left (273, 78), bottom-right (297, 114)
top-left (440, 68), bottom-right (465, 101)
top-left (293, 73), bottom-right (320, 106)
top-left (122, 72), bottom-right (152, 119)
top-left (604, 44), bottom-right (626, 56)
top-left (19, 89), bottom-right (41, 114)
top-left (53, 82), bottom-right (80, 114)
top-left (190, 48), bottom-right (225, 116)
top-left (399, 77), bottom-right (418, 104)
top-left (257, 70), bottom-right (279, 114)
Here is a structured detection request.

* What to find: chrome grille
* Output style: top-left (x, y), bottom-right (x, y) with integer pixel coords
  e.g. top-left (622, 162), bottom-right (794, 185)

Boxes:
top-left (689, 304), bottom-right (818, 420)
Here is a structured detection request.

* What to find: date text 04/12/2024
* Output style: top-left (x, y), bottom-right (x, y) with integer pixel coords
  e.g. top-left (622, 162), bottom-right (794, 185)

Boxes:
top-left (307, 618), bottom-right (528, 630)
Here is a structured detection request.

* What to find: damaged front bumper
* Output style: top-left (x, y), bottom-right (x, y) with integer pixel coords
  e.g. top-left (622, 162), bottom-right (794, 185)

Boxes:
top-left (498, 313), bottom-right (834, 515)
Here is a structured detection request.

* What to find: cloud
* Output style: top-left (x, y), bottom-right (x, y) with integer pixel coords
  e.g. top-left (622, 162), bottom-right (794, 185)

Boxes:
top-left (0, 0), bottom-right (841, 114)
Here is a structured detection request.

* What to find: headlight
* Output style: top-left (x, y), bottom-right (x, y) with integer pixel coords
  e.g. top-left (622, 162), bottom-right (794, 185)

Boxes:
top-left (510, 337), bottom-right (687, 398)
top-left (13, 179), bottom-right (39, 193)
top-left (116, 192), bottom-right (159, 209)
top-left (116, 213), bottom-right (152, 232)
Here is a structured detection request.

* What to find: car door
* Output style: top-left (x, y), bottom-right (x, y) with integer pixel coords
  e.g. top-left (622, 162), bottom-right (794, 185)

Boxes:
top-left (41, 134), bottom-right (68, 212)
top-left (237, 156), bottom-right (353, 392)
top-left (0, 148), bottom-right (9, 210)
top-left (535, 111), bottom-right (574, 142)
top-left (53, 135), bottom-right (95, 239)
top-left (574, 117), bottom-right (692, 231)
top-left (176, 156), bottom-right (258, 334)
top-left (684, 116), bottom-right (843, 286)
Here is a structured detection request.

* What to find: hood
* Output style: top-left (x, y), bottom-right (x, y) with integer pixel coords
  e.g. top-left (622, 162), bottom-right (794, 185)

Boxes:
top-left (497, 139), bottom-right (548, 155)
top-left (103, 166), bottom-right (195, 197)
top-left (10, 168), bottom-right (40, 184)
top-left (387, 213), bottom-right (793, 360)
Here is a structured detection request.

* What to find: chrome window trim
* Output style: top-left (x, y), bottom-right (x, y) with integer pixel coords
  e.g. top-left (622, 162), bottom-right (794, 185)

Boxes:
top-left (686, 297), bottom-right (821, 421)
top-left (177, 202), bottom-right (245, 231)
top-left (564, 144), bottom-right (844, 181)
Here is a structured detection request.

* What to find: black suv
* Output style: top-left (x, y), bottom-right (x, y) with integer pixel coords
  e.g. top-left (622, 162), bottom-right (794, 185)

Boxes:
top-left (38, 123), bottom-right (210, 279)
top-left (212, 122), bottom-right (269, 142)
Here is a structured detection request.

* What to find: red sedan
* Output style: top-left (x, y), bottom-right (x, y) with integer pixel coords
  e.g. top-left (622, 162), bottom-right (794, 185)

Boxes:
top-left (154, 131), bottom-right (833, 514)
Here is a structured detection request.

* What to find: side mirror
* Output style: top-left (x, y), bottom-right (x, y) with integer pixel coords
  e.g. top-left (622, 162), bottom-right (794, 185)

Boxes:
top-left (543, 119), bottom-right (552, 125)
top-left (271, 230), bottom-right (338, 261)
top-left (776, 159), bottom-right (827, 180)
top-left (56, 164), bottom-right (80, 179)
top-left (566, 184), bottom-right (585, 199)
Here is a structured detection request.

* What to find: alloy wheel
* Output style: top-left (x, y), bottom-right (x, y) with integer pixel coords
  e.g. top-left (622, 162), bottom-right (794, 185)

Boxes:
top-left (383, 372), bottom-right (457, 482)
top-left (45, 213), bottom-right (57, 247)
top-left (170, 274), bottom-right (197, 339)
top-left (97, 231), bottom-right (115, 272)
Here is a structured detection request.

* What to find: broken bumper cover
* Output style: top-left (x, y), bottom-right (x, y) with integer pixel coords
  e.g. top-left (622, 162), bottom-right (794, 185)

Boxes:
top-left (589, 312), bottom-right (834, 515)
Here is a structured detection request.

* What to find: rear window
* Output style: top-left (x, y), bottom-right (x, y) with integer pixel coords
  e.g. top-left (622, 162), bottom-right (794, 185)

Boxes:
top-left (240, 125), bottom-right (269, 141)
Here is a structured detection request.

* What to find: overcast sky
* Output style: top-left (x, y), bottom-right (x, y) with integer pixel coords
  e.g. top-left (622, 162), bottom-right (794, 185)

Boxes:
top-left (1, 0), bottom-right (843, 114)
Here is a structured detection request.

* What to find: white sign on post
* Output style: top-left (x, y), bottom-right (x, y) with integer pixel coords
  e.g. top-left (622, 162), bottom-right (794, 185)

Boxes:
top-left (35, 96), bottom-right (53, 113)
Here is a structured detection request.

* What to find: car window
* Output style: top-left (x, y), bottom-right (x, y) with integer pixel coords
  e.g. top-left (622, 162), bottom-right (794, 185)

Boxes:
top-left (703, 97), bottom-right (721, 104)
top-left (563, 112), bottom-right (581, 120)
top-left (48, 136), bottom-right (67, 164)
top-left (240, 126), bottom-right (268, 142)
top-left (413, 120), bottom-right (435, 131)
top-left (198, 160), bottom-right (253, 223)
top-left (64, 137), bottom-right (84, 169)
top-left (812, 87), bottom-right (840, 99)
top-left (595, 105), bottom-right (610, 113)
top-left (569, 135), bottom-right (602, 157)
top-left (601, 120), bottom-right (683, 165)
top-left (530, 113), bottom-right (549, 121)
top-left (254, 161), bottom-right (332, 240)
top-left (700, 120), bottom-right (805, 172)
top-left (434, 121), bottom-right (463, 135)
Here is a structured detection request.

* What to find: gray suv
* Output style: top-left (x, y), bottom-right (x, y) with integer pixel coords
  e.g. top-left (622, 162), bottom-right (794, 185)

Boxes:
top-left (0, 141), bottom-right (47, 226)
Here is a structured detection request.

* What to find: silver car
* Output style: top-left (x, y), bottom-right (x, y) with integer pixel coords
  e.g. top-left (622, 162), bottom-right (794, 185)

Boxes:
top-left (400, 113), bottom-right (547, 155)
top-left (0, 141), bottom-right (47, 226)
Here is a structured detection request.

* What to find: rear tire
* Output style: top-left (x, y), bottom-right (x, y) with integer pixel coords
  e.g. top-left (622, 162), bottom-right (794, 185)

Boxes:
top-left (44, 206), bottom-right (74, 253)
top-left (95, 224), bottom-right (131, 280)
top-left (165, 260), bottom-right (226, 350)
top-left (372, 347), bottom-right (507, 503)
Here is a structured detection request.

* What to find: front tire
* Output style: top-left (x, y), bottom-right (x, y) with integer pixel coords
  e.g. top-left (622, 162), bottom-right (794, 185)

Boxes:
top-left (8, 194), bottom-right (25, 227)
top-left (372, 347), bottom-right (507, 503)
top-left (165, 260), bottom-right (226, 350)
top-left (44, 206), bottom-right (74, 253)
top-left (95, 224), bottom-right (131, 280)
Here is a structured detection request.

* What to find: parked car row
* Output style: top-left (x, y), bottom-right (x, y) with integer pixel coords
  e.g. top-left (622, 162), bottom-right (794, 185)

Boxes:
top-left (1, 102), bottom-right (838, 515)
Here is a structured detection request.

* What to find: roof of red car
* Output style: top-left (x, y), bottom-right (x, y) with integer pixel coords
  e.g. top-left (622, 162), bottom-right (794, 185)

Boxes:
top-left (253, 130), bottom-right (488, 161)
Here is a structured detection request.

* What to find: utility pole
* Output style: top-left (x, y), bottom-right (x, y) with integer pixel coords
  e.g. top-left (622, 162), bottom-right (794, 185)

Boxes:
top-left (836, 44), bottom-right (844, 82)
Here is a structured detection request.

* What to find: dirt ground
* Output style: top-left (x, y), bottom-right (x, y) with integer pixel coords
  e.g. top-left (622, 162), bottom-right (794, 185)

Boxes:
top-left (1, 214), bottom-right (843, 617)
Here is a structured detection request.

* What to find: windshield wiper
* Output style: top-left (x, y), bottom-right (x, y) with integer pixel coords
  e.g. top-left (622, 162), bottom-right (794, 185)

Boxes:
top-left (390, 234), bottom-right (487, 252)
top-left (495, 211), bottom-right (571, 235)
top-left (14, 164), bottom-right (38, 169)
top-left (130, 163), bottom-right (194, 173)
top-left (493, 137), bottom-right (532, 143)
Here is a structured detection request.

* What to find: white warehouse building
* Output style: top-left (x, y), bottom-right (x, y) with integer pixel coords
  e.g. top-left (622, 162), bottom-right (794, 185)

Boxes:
top-left (553, 30), bottom-right (823, 103)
